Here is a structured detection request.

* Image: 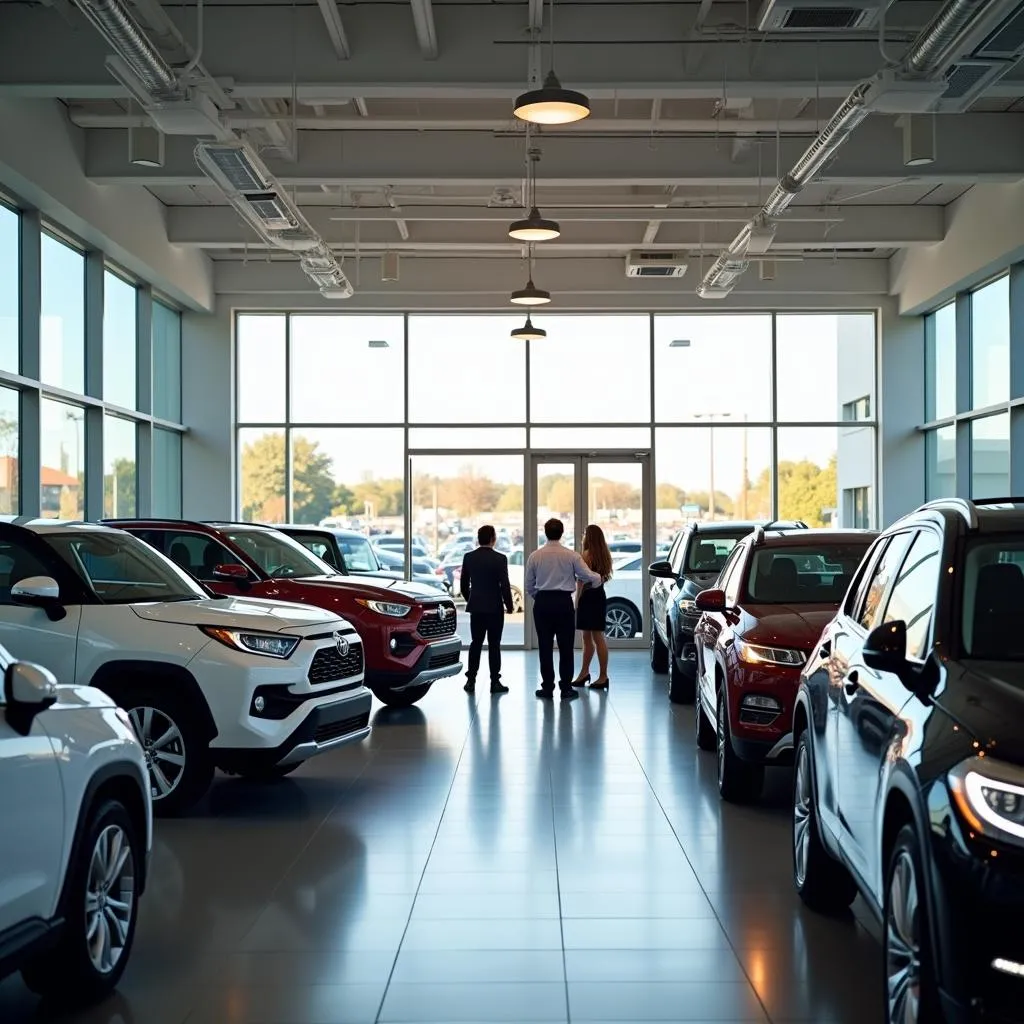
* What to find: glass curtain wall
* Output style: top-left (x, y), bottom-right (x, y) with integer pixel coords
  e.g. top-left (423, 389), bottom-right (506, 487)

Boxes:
top-left (0, 198), bottom-right (186, 517)
top-left (235, 311), bottom-right (878, 553)
top-left (922, 268), bottom-right (1020, 500)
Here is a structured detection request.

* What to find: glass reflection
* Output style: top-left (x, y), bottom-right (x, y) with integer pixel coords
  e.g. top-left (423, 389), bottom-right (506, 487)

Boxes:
top-left (41, 398), bottom-right (84, 519)
top-left (40, 233), bottom-right (85, 393)
top-left (104, 415), bottom-right (137, 517)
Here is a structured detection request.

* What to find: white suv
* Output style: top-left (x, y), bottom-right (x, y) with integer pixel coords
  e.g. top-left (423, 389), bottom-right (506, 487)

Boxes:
top-left (0, 646), bottom-right (151, 1004)
top-left (0, 520), bottom-right (372, 815)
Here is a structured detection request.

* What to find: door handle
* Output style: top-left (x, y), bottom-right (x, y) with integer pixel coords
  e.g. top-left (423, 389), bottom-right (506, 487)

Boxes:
top-left (844, 670), bottom-right (860, 696)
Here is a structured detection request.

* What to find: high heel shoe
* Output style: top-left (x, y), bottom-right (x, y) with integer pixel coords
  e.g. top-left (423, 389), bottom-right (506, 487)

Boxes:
top-left (571, 673), bottom-right (591, 687)
top-left (590, 677), bottom-right (610, 689)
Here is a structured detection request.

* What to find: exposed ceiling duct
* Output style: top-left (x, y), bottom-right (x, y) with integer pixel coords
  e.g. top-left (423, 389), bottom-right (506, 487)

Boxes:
top-left (697, 0), bottom-right (1024, 298)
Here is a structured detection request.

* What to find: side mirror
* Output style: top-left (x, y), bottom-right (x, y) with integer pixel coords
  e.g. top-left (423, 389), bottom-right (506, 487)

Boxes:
top-left (11, 575), bottom-right (66, 621)
top-left (648, 560), bottom-right (674, 579)
top-left (4, 660), bottom-right (58, 735)
top-left (213, 563), bottom-right (250, 581)
top-left (863, 620), bottom-right (908, 675)
top-left (695, 588), bottom-right (727, 612)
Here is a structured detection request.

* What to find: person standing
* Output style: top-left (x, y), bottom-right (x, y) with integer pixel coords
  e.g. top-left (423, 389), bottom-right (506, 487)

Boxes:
top-left (573, 524), bottom-right (614, 689)
top-left (460, 524), bottom-right (514, 694)
top-left (526, 518), bottom-right (603, 701)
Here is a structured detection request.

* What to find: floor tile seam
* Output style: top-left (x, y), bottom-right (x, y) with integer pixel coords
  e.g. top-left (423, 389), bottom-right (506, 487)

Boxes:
top-left (548, 760), bottom-right (573, 1024)
top-left (604, 690), bottom-right (776, 1024)
top-left (373, 691), bottom-right (483, 1024)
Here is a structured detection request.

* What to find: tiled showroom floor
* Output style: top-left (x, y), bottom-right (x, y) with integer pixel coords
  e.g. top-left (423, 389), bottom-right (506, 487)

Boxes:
top-left (1, 652), bottom-right (884, 1024)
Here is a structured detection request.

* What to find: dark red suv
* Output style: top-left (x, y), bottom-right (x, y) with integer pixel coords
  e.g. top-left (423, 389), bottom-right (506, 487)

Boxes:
top-left (693, 526), bottom-right (875, 803)
top-left (105, 520), bottom-right (461, 707)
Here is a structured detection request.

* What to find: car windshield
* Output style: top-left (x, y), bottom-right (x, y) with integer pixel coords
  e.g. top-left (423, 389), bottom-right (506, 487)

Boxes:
top-left (44, 531), bottom-right (208, 604)
top-left (222, 528), bottom-right (334, 579)
top-left (746, 542), bottom-right (871, 604)
top-left (962, 537), bottom-right (1024, 660)
top-left (336, 535), bottom-right (378, 573)
top-left (684, 533), bottom-right (747, 573)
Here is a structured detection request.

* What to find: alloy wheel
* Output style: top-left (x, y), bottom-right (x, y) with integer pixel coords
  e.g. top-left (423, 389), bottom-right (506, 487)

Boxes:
top-left (605, 607), bottom-right (634, 639)
top-left (887, 849), bottom-right (922, 1024)
top-left (129, 705), bottom-right (186, 800)
top-left (85, 824), bottom-right (136, 975)
top-left (793, 742), bottom-right (812, 888)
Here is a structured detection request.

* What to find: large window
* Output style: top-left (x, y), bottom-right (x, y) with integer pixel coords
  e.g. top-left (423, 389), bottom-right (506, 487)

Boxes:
top-left (237, 314), bottom-right (286, 423)
top-left (926, 425), bottom-right (956, 500)
top-left (152, 300), bottom-right (182, 422)
top-left (104, 415), bottom-right (137, 517)
top-left (971, 275), bottom-right (1010, 409)
top-left (926, 303), bottom-right (956, 421)
top-left (971, 413), bottom-right (1009, 499)
top-left (0, 386), bottom-right (19, 513)
top-left (41, 398), bottom-right (84, 519)
top-left (153, 427), bottom-right (182, 517)
top-left (103, 269), bottom-right (137, 409)
top-left (0, 205), bottom-right (18, 373)
top-left (40, 233), bottom-right (85, 394)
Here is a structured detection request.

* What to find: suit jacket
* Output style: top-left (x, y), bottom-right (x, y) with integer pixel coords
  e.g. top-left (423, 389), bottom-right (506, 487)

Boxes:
top-left (460, 546), bottom-right (514, 615)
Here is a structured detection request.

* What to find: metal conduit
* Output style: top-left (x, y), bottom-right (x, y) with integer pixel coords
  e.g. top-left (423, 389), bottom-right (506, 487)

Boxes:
top-left (698, 0), bottom-right (999, 296)
top-left (72, 0), bottom-right (179, 96)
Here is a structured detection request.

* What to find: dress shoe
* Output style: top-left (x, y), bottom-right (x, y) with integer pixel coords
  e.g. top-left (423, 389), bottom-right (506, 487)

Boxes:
top-left (560, 688), bottom-right (579, 701)
top-left (571, 673), bottom-right (591, 688)
top-left (535, 688), bottom-right (554, 700)
top-left (490, 682), bottom-right (510, 694)
top-left (464, 679), bottom-right (476, 693)
top-left (590, 677), bottom-right (610, 690)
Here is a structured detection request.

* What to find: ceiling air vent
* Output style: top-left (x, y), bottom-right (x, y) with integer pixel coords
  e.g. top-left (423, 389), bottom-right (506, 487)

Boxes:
top-left (757, 0), bottom-right (881, 31)
top-left (625, 252), bottom-right (688, 279)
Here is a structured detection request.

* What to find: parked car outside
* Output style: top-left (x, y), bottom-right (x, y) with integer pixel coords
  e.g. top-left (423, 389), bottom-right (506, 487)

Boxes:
top-left (693, 526), bottom-right (875, 803)
top-left (650, 521), bottom-right (794, 702)
top-left (276, 525), bottom-right (450, 594)
top-left (792, 497), bottom-right (1024, 1024)
top-left (107, 520), bottom-right (461, 709)
top-left (0, 519), bottom-right (370, 813)
top-left (373, 546), bottom-right (450, 592)
top-left (374, 536), bottom-right (431, 559)
top-left (0, 644), bottom-right (152, 1004)
top-left (603, 555), bottom-right (643, 638)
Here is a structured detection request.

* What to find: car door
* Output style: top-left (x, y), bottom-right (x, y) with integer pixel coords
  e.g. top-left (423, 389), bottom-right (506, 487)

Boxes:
top-left (143, 528), bottom-right (261, 598)
top-left (0, 530), bottom-right (82, 680)
top-left (651, 533), bottom-right (683, 632)
top-left (696, 544), bottom-right (745, 715)
top-left (837, 529), bottom-right (940, 891)
top-left (0, 692), bottom-right (65, 933)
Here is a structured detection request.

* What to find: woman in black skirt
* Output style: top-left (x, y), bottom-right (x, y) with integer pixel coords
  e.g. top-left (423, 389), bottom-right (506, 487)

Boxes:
top-left (572, 524), bottom-right (614, 689)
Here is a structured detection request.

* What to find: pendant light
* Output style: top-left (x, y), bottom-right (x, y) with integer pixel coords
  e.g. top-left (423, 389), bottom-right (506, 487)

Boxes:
top-left (508, 145), bottom-right (560, 242)
top-left (514, 0), bottom-right (590, 125)
top-left (511, 245), bottom-right (551, 305)
top-left (510, 313), bottom-right (547, 341)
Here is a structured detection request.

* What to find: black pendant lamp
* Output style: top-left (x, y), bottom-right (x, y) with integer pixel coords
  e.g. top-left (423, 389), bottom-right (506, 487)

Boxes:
top-left (511, 244), bottom-right (551, 305)
top-left (514, 0), bottom-right (590, 125)
top-left (510, 313), bottom-right (547, 341)
top-left (508, 146), bottom-right (560, 242)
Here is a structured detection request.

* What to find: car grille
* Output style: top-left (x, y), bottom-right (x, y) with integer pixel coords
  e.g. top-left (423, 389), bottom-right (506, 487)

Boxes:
top-left (417, 603), bottom-right (457, 639)
top-left (429, 648), bottom-right (461, 669)
top-left (308, 643), bottom-right (364, 685)
top-left (314, 710), bottom-right (370, 744)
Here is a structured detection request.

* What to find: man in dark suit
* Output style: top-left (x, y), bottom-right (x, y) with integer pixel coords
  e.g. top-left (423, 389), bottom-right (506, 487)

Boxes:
top-left (460, 524), bottom-right (514, 694)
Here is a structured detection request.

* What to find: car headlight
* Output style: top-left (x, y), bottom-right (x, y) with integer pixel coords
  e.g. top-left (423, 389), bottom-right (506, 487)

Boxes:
top-left (200, 626), bottom-right (300, 659)
top-left (356, 598), bottom-right (413, 618)
top-left (680, 599), bottom-right (697, 611)
top-left (949, 756), bottom-right (1024, 843)
top-left (737, 640), bottom-right (806, 666)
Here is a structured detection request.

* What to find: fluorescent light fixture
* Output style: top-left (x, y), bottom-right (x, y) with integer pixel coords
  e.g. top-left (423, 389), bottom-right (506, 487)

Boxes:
top-left (510, 314), bottom-right (547, 341)
top-left (508, 207), bottom-right (561, 242)
top-left (993, 959), bottom-right (1024, 978)
top-left (514, 71), bottom-right (591, 125)
top-left (368, 339), bottom-right (390, 349)
top-left (669, 338), bottom-right (691, 348)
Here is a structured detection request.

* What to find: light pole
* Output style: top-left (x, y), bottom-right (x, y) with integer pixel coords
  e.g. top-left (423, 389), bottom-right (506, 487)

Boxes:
top-left (693, 412), bottom-right (732, 521)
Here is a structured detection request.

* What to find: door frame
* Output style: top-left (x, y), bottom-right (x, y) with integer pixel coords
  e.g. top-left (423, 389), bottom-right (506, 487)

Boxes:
top-left (526, 449), bottom-right (652, 650)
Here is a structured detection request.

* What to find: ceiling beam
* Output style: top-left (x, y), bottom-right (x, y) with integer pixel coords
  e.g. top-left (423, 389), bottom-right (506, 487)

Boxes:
top-left (316, 0), bottom-right (351, 59)
top-left (84, 117), bottom-right (1024, 187)
top-left (410, 0), bottom-right (439, 59)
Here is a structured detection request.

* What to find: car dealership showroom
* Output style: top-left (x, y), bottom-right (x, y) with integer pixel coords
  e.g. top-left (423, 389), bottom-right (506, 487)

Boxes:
top-left (2, 0), bottom-right (1024, 1021)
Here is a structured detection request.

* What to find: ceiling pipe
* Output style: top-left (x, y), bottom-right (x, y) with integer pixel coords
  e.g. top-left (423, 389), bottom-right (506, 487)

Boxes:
top-left (697, 0), bottom-right (1005, 298)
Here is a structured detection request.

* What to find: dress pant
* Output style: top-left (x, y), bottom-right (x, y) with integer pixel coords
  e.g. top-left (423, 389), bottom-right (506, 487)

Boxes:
top-left (467, 611), bottom-right (505, 684)
top-left (533, 591), bottom-right (576, 693)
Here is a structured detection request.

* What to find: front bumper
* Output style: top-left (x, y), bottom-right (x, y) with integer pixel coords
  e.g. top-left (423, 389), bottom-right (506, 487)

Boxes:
top-left (214, 687), bottom-right (372, 772)
top-left (366, 636), bottom-right (463, 692)
top-left (728, 662), bottom-right (800, 765)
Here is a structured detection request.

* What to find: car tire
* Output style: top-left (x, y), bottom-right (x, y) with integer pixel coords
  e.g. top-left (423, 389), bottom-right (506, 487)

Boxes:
top-left (118, 687), bottom-right (213, 816)
top-left (668, 646), bottom-right (695, 704)
top-left (792, 731), bottom-right (857, 913)
top-left (884, 825), bottom-right (942, 1024)
top-left (695, 692), bottom-right (716, 751)
top-left (21, 799), bottom-right (141, 1005)
top-left (717, 687), bottom-right (764, 803)
top-left (510, 587), bottom-right (524, 613)
top-left (605, 600), bottom-right (641, 639)
top-left (650, 618), bottom-right (669, 673)
top-left (372, 683), bottom-right (432, 707)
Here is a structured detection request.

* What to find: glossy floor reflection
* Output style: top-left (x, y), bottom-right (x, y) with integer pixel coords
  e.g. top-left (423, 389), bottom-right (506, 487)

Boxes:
top-left (1, 652), bottom-right (884, 1023)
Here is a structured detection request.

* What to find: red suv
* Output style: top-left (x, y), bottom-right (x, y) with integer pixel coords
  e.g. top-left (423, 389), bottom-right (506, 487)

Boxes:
top-left (693, 526), bottom-right (875, 803)
top-left (106, 520), bottom-right (462, 707)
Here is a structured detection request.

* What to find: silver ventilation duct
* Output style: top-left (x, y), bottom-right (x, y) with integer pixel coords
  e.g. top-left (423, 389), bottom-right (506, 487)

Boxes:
top-left (70, 0), bottom-right (180, 98)
top-left (697, 0), bottom-right (1009, 298)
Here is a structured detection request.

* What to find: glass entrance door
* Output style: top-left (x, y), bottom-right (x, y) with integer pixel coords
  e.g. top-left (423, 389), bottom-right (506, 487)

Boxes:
top-left (527, 452), bottom-right (651, 648)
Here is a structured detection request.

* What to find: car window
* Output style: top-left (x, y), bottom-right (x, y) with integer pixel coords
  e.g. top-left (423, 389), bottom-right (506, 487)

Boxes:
top-left (880, 529), bottom-right (942, 661)
top-left (616, 557), bottom-right (642, 572)
top-left (720, 545), bottom-right (746, 605)
top-left (0, 539), bottom-right (54, 605)
top-left (746, 542), bottom-right (873, 605)
top-left (222, 528), bottom-right (333, 579)
top-left (857, 531), bottom-right (913, 630)
top-left (335, 535), bottom-right (377, 572)
top-left (844, 538), bottom-right (886, 619)
top-left (667, 532), bottom-right (686, 575)
top-left (684, 533), bottom-right (746, 574)
top-left (159, 530), bottom-right (244, 583)
top-left (961, 535), bottom-right (1024, 660)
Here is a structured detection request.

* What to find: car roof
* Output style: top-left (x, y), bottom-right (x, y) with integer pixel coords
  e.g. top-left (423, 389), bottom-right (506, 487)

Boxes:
top-left (689, 520), bottom-right (763, 533)
top-left (755, 528), bottom-right (876, 547)
top-left (896, 498), bottom-right (1024, 535)
top-left (0, 516), bottom-right (120, 535)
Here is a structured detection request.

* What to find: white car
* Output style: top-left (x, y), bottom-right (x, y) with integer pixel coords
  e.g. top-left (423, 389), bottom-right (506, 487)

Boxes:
top-left (0, 645), bottom-right (152, 1004)
top-left (0, 520), bottom-right (372, 815)
top-left (604, 555), bottom-right (643, 638)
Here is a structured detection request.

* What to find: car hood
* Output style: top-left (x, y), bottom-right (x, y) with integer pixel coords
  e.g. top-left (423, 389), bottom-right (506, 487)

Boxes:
top-left (741, 604), bottom-right (836, 650)
top-left (354, 570), bottom-right (445, 592)
top-left (51, 683), bottom-right (118, 711)
top-left (129, 596), bottom-right (346, 633)
top-left (279, 574), bottom-right (446, 603)
top-left (937, 661), bottom-right (1024, 758)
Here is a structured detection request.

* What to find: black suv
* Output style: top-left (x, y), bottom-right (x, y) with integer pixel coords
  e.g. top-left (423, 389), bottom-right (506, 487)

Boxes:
top-left (649, 520), bottom-right (803, 703)
top-left (792, 498), bottom-right (1024, 1024)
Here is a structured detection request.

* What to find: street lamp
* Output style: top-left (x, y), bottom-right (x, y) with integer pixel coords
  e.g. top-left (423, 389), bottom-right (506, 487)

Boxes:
top-left (692, 412), bottom-right (731, 521)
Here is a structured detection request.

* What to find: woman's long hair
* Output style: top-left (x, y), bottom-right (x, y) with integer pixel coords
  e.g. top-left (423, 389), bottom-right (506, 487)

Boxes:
top-left (582, 524), bottom-right (613, 582)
